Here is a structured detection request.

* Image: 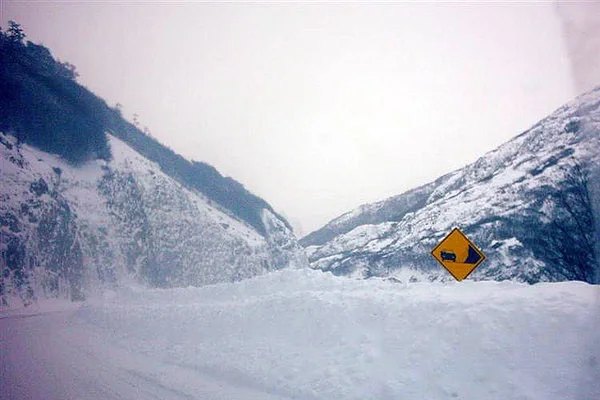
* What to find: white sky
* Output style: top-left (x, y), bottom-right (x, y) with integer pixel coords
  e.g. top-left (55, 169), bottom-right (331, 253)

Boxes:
top-left (2, 1), bottom-right (585, 236)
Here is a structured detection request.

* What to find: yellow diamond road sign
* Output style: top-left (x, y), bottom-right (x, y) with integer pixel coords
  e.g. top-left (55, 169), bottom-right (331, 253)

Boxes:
top-left (431, 228), bottom-right (486, 281)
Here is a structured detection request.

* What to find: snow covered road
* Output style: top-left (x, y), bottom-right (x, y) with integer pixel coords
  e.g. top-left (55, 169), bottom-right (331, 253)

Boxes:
top-left (0, 308), bottom-right (291, 400)
top-left (2, 269), bottom-right (600, 400)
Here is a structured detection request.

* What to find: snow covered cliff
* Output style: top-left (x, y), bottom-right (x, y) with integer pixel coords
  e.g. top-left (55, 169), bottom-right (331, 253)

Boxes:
top-left (1, 132), bottom-right (307, 302)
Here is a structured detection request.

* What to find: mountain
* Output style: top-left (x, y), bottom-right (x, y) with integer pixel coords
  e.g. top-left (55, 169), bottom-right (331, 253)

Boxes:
top-left (301, 87), bottom-right (600, 283)
top-left (0, 24), bottom-right (306, 303)
top-left (0, 24), bottom-right (290, 237)
top-left (0, 132), bottom-right (307, 303)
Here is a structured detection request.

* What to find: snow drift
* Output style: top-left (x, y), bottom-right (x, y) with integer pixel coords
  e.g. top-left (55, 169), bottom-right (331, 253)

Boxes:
top-left (59, 269), bottom-right (600, 400)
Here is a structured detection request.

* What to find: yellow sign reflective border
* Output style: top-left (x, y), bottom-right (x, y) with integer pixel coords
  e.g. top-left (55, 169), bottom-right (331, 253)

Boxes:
top-left (431, 227), bottom-right (486, 281)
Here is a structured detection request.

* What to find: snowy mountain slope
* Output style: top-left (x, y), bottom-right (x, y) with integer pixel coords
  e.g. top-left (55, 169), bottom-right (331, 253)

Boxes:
top-left (0, 132), bottom-right (307, 302)
top-left (3, 269), bottom-right (598, 400)
top-left (302, 87), bottom-right (600, 283)
top-left (0, 28), bottom-right (291, 238)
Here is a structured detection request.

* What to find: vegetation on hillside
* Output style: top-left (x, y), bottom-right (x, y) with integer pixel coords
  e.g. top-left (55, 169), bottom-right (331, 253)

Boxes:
top-left (0, 21), bottom-right (111, 163)
top-left (0, 21), bottom-right (290, 235)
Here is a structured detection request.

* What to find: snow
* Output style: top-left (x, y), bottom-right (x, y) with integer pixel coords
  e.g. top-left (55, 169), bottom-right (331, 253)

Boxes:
top-left (107, 135), bottom-right (265, 247)
top-left (2, 269), bottom-right (599, 400)
top-left (1, 131), bottom-right (306, 292)
top-left (306, 86), bottom-right (600, 280)
top-left (0, 297), bottom-right (81, 318)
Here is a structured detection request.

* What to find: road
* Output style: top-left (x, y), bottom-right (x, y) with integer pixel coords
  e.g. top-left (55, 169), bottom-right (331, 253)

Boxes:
top-left (0, 308), bottom-right (291, 400)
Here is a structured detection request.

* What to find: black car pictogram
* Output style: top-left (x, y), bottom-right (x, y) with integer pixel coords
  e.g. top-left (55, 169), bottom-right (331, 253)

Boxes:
top-left (440, 250), bottom-right (456, 262)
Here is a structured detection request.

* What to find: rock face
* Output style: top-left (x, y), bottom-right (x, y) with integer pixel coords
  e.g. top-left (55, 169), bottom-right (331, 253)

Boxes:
top-left (301, 87), bottom-right (600, 283)
top-left (1, 133), bottom-right (307, 302)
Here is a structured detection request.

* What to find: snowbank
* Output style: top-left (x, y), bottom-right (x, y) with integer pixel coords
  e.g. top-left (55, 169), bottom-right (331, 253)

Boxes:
top-left (76, 269), bottom-right (600, 400)
top-left (0, 297), bottom-right (81, 319)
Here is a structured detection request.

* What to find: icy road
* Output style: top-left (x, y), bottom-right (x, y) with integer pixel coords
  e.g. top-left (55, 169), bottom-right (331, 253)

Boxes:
top-left (2, 269), bottom-right (600, 400)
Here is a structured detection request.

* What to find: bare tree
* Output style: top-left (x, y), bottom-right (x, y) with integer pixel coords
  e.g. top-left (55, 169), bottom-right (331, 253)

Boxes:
top-left (539, 160), bottom-right (597, 283)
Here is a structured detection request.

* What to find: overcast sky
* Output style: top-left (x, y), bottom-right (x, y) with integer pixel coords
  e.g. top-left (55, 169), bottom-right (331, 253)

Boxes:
top-left (2, 1), bottom-right (599, 236)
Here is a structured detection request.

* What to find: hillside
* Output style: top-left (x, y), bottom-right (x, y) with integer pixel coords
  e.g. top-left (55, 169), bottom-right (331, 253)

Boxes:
top-left (0, 23), bottom-right (306, 303)
top-left (0, 132), bottom-right (307, 302)
top-left (302, 87), bottom-right (600, 283)
top-left (0, 21), bottom-right (290, 237)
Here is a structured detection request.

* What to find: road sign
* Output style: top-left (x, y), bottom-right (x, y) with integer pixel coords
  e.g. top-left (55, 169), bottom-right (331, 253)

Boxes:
top-left (431, 228), bottom-right (485, 281)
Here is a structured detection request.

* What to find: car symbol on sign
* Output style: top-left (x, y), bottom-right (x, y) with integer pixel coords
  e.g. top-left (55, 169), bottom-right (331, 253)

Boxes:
top-left (440, 250), bottom-right (457, 262)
